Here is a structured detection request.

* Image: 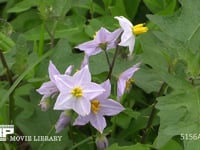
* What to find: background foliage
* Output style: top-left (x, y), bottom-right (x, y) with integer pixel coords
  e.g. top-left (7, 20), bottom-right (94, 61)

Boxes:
top-left (0, 0), bottom-right (200, 149)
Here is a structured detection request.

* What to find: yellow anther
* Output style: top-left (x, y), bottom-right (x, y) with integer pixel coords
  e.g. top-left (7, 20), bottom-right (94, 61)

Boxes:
top-left (125, 78), bottom-right (134, 91)
top-left (132, 23), bottom-right (148, 35)
top-left (91, 99), bottom-right (101, 114)
top-left (71, 87), bottom-right (83, 98)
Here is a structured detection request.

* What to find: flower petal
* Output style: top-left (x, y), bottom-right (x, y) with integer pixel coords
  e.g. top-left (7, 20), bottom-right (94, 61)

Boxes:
top-left (54, 75), bottom-right (74, 91)
top-left (82, 82), bottom-right (105, 100)
top-left (115, 16), bottom-right (132, 32)
top-left (95, 27), bottom-right (110, 43)
top-left (36, 81), bottom-right (57, 97)
top-left (54, 93), bottom-right (74, 110)
top-left (55, 111), bottom-right (71, 133)
top-left (107, 28), bottom-right (123, 50)
top-left (81, 54), bottom-right (89, 69)
top-left (76, 40), bottom-right (101, 56)
top-left (73, 115), bottom-right (90, 125)
top-left (100, 99), bottom-right (125, 116)
top-left (90, 114), bottom-right (106, 133)
top-left (73, 97), bottom-right (91, 116)
top-left (117, 77), bottom-right (126, 99)
top-left (65, 65), bottom-right (73, 75)
top-left (49, 61), bottom-right (60, 82)
top-left (97, 80), bottom-right (111, 100)
top-left (73, 65), bottom-right (91, 85)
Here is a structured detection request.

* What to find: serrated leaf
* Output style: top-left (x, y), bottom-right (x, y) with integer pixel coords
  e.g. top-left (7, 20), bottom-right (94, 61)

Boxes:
top-left (156, 87), bottom-right (200, 150)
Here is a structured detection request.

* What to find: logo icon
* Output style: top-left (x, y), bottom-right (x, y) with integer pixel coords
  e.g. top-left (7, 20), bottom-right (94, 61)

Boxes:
top-left (0, 125), bottom-right (14, 141)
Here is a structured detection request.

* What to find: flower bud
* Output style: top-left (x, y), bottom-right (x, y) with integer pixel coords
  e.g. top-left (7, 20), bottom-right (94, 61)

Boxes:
top-left (39, 98), bottom-right (51, 111)
top-left (95, 135), bottom-right (108, 150)
top-left (55, 110), bottom-right (71, 133)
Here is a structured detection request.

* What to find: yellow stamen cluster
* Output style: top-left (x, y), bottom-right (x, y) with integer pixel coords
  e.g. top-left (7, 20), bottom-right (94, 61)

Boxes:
top-left (91, 99), bottom-right (101, 114)
top-left (71, 87), bottom-right (83, 98)
top-left (125, 78), bottom-right (134, 91)
top-left (132, 23), bottom-right (148, 35)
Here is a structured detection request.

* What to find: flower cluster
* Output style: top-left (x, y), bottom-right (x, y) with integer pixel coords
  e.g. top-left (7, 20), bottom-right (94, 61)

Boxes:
top-left (37, 16), bottom-right (148, 150)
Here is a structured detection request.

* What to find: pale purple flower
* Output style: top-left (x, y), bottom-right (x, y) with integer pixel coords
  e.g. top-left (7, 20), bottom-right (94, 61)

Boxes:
top-left (81, 54), bottom-right (89, 69)
top-left (36, 61), bottom-right (73, 111)
top-left (55, 110), bottom-right (71, 133)
top-left (117, 63), bottom-right (140, 100)
top-left (115, 16), bottom-right (148, 55)
top-left (95, 134), bottom-right (109, 150)
top-left (76, 27), bottom-right (122, 56)
top-left (73, 80), bottom-right (124, 133)
top-left (53, 65), bottom-right (105, 116)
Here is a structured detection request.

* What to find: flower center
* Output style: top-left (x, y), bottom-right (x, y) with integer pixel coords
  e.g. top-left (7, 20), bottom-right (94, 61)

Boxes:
top-left (99, 42), bottom-right (107, 50)
top-left (91, 99), bottom-right (101, 114)
top-left (125, 78), bottom-right (134, 91)
top-left (132, 23), bottom-right (148, 35)
top-left (71, 87), bottom-right (83, 98)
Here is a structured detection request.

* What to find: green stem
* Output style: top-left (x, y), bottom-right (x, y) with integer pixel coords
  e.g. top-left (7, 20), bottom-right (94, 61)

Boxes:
top-left (141, 82), bottom-right (167, 143)
top-left (106, 45), bottom-right (120, 79)
top-left (38, 23), bottom-right (45, 56)
top-left (103, 50), bottom-right (111, 67)
top-left (0, 50), bottom-right (53, 107)
top-left (68, 136), bottom-right (93, 150)
top-left (0, 50), bottom-right (14, 124)
top-left (0, 50), bottom-right (13, 85)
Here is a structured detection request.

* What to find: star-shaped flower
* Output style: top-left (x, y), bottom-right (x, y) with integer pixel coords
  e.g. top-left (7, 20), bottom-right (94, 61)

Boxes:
top-left (76, 27), bottom-right (122, 56)
top-left (74, 80), bottom-right (124, 133)
top-left (117, 63), bottom-right (140, 100)
top-left (36, 61), bottom-right (73, 111)
top-left (115, 16), bottom-right (148, 55)
top-left (53, 65), bottom-right (105, 116)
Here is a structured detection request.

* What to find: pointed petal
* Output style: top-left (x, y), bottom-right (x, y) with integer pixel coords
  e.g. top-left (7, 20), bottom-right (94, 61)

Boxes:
top-left (114, 16), bottom-right (132, 32)
top-left (73, 65), bottom-right (91, 85)
top-left (54, 75), bottom-right (74, 91)
top-left (75, 40), bottom-right (100, 56)
top-left (96, 27), bottom-right (110, 43)
top-left (65, 65), bottom-right (73, 75)
top-left (73, 115), bottom-right (90, 125)
top-left (73, 98), bottom-right (91, 116)
top-left (36, 81), bottom-right (58, 97)
top-left (97, 80), bottom-right (111, 100)
top-left (117, 77), bottom-right (126, 99)
top-left (83, 82), bottom-right (105, 100)
top-left (107, 28), bottom-right (123, 49)
top-left (100, 99), bottom-right (125, 116)
top-left (49, 61), bottom-right (60, 82)
top-left (121, 63), bottom-right (140, 80)
top-left (54, 94), bottom-right (74, 110)
top-left (90, 114), bottom-right (106, 133)
top-left (81, 54), bottom-right (89, 69)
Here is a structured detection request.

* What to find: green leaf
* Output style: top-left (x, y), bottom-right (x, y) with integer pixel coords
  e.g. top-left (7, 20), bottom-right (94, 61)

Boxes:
top-left (0, 31), bottom-right (15, 52)
top-left (107, 143), bottom-right (150, 150)
top-left (157, 139), bottom-right (183, 150)
top-left (7, 0), bottom-right (39, 13)
top-left (147, 0), bottom-right (200, 43)
top-left (16, 91), bottom-right (72, 150)
top-left (109, 0), bottom-right (128, 18)
top-left (143, 0), bottom-right (177, 15)
top-left (156, 87), bottom-right (200, 150)
top-left (134, 67), bottom-right (163, 93)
